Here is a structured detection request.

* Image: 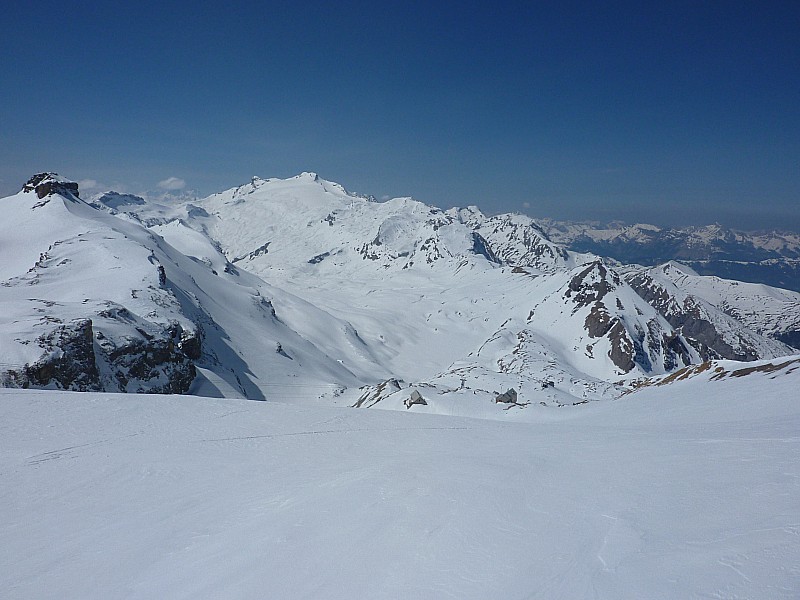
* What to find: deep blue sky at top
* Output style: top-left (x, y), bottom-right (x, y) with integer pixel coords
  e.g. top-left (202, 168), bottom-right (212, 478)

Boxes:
top-left (1, 1), bottom-right (798, 229)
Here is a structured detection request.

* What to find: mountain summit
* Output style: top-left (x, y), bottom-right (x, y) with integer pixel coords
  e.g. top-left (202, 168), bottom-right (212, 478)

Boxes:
top-left (1, 172), bottom-right (797, 418)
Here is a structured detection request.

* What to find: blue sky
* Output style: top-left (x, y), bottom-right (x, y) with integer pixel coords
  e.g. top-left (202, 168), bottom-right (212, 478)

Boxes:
top-left (1, 1), bottom-right (798, 230)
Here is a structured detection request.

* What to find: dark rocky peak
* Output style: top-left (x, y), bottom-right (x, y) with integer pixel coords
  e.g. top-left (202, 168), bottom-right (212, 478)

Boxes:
top-left (564, 260), bottom-right (621, 308)
top-left (22, 173), bottom-right (80, 200)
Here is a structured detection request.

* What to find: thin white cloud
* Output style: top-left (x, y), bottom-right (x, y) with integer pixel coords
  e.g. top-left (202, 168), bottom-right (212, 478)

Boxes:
top-left (78, 179), bottom-right (100, 191)
top-left (76, 178), bottom-right (129, 195)
top-left (522, 201), bottom-right (531, 209)
top-left (157, 176), bottom-right (186, 191)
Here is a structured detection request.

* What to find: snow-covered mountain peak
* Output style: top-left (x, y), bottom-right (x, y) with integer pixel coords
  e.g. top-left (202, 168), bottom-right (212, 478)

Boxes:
top-left (656, 260), bottom-right (699, 277)
top-left (92, 191), bottom-right (147, 209)
top-left (447, 205), bottom-right (486, 223)
top-left (3, 171), bottom-right (799, 419)
top-left (217, 172), bottom-right (362, 206)
top-left (452, 209), bottom-right (588, 274)
top-left (625, 260), bottom-right (800, 352)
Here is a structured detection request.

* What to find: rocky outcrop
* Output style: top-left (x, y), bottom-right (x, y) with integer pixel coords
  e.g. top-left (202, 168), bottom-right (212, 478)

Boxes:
top-left (22, 173), bottom-right (80, 200)
top-left (562, 261), bottom-right (693, 374)
top-left (470, 232), bottom-right (500, 264)
top-left (626, 271), bottom-right (766, 361)
top-left (2, 319), bottom-right (199, 394)
top-left (405, 389), bottom-right (427, 408)
top-left (565, 261), bottom-right (617, 309)
top-left (94, 321), bottom-right (198, 394)
top-left (495, 388), bottom-right (518, 404)
top-left (353, 378), bottom-right (402, 408)
top-left (2, 319), bottom-right (101, 390)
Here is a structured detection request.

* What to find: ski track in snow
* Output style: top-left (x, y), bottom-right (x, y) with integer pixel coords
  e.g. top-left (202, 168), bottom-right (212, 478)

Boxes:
top-left (194, 425), bottom-right (471, 443)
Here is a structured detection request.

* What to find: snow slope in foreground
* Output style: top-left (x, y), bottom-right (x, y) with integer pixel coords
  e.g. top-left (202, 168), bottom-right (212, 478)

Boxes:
top-left (2, 360), bottom-right (799, 599)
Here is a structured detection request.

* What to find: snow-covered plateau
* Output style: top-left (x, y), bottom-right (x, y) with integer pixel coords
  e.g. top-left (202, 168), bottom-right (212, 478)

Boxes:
top-left (2, 172), bottom-right (799, 597)
top-left (2, 356), bottom-right (799, 599)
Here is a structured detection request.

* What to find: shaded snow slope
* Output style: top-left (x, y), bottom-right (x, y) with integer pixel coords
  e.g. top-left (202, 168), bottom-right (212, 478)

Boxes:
top-left (1, 356), bottom-right (798, 599)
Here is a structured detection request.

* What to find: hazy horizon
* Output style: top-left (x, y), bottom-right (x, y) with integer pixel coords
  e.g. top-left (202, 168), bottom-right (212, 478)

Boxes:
top-left (4, 168), bottom-right (800, 234)
top-left (2, 2), bottom-right (797, 232)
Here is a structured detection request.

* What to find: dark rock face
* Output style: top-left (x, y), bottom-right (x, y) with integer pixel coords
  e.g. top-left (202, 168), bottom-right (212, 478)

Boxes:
top-left (94, 321), bottom-right (198, 394)
top-left (36, 319), bottom-right (99, 389)
top-left (178, 328), bottom-right (202, 360)
top-left (22, 173), bottom-right (80, 200)
top-left (2, 319), bottom-right (199, 394)
top-left (607, 320), bottom-right (636, 373)
top-left (626, 272), bottom-right (760, 362)
top-left (3, 319), bottom-right (99, 390)
top-left (582, 303), bottom-right (636, 373)
top-left (564, 261), bottom-right (693, 374)
top-left (565, 261), bottom-right (619, 309)
top-left (585, 303), bottom-right (613, 338)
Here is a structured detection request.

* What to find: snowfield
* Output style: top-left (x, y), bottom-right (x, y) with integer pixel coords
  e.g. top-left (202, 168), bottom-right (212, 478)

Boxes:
top-left (2, 358), bottom-right (798, 599)
top-left (3, 173), bottom-right (800, 598)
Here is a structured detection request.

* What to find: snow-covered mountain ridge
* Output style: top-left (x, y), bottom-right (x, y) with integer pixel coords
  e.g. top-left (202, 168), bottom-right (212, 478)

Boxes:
top-left (1, 173), bottom-right (365, 400)
top-left (622, 261), bottom-right (800, 352)
top-left (1, 172), bottom-right (797, 418)
top-left (538, 218), bottom-right (800, 292)
top-left (157, 173), bottom-right (711, 389)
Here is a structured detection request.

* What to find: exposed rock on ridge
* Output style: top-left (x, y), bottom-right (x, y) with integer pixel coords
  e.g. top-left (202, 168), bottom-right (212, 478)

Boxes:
top-left (22, 173), bottom-right (80, 200)
top-left (624, 266), bottom-right (793, 361)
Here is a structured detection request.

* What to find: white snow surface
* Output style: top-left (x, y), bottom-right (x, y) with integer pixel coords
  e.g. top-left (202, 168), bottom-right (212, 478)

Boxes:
top-left (2, 356), bottom-right (799, 599)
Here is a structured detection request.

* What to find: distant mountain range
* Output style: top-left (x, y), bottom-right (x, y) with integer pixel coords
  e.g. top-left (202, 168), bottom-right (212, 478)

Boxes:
top-left (537, 219), bottom-right (800, 292)
top-left (1, 172), bottom-right (798, 419)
